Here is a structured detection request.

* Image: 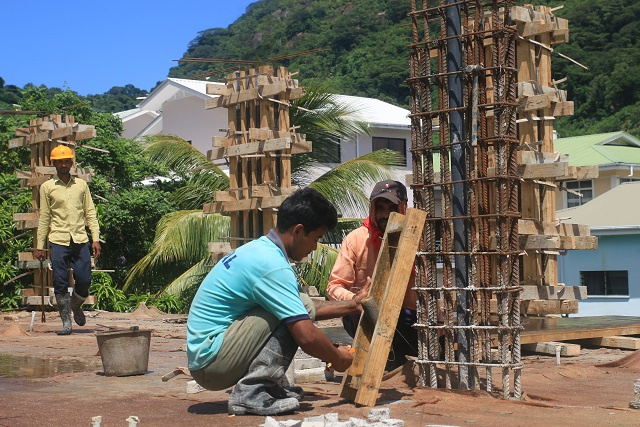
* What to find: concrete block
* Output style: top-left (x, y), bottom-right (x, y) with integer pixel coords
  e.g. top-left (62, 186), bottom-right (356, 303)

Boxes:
top-left (368, 408), bottom-right (390, 422)
top-left (382, 420), bottom-right (404, 427)
top-left (294, 357), bottom-right (324, 371)
top-left (263, 417), bottom-right (280, 427)
top-left (186, 380), bottom-right (206, 394)
top-left (349, 418), bottom-right (370, 427)
top-left (301, 422), bottom-right (324, 427)
top-left (307, 286), bottom-right (320, 297)
top-left (324, 413), bottom-right (339, 422)
top-left (294, 367), bottom-right (327, 383)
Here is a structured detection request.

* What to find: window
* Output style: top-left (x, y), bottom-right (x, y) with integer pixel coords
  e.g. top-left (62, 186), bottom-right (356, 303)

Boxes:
top-left (620, 177), bottom-right (640, 184)
top-left (372, 137), bottom-right (406, 163)
top-left (566, 180), bottom-right (593, 208)
top-left (581, 270), bottom-right (629, 296)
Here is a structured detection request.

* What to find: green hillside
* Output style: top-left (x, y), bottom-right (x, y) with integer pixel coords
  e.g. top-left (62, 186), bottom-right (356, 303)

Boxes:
top-left (168, 0), bottom-right (640, 138)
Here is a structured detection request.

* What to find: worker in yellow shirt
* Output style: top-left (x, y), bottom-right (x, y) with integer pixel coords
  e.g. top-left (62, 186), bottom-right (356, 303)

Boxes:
top-left (34, 145), bottom-right (101, 335)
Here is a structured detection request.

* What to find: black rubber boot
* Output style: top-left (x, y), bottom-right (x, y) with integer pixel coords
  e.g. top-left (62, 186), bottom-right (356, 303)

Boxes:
top-left (55, 293), bottom-right (72, 336)
top-left (71, 292), bottom-right (86, 326)
top-left (228, 324), bottom-right (301, 415)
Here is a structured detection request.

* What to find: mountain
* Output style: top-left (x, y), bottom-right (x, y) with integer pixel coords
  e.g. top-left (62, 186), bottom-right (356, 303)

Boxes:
top-left (167, 0), bottom-right (640, 138)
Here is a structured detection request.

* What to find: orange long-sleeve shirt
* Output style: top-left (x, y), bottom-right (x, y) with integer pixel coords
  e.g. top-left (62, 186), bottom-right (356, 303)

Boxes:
top-left (327, 226), bottom-right (417, 310)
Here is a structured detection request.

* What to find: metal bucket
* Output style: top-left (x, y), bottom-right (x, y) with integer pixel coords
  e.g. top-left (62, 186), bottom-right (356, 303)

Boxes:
top-left (96, 327), bottom-right (152, 376)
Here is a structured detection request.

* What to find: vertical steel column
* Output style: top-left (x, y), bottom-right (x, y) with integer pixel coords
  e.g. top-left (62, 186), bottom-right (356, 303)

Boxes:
top-left (446, 0), bottom-right (470, 390)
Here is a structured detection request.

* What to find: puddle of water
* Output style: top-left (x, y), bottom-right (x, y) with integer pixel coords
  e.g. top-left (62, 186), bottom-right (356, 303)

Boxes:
top-left (0, 354), bottom-right (100, 378)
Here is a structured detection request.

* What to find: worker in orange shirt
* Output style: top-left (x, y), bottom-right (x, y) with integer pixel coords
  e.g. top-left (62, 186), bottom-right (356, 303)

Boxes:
top-left (327, 180), bottom-right (418, 371)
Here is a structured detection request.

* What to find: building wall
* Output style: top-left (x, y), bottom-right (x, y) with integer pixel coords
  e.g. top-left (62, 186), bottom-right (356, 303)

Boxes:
top-left (341, 127), bottom-right (412, 170)
top-left (162, 96), bottom-right (227, 155)
top-left (121, 114), bottom-right (155, 140)
top-left (558, 233), bottom-right (640, 316)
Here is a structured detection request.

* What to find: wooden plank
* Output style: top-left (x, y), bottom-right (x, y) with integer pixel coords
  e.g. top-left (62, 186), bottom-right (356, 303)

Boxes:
top-left (248, 128), bottom-right (273, 141)
top-left (519, 162), bottom-right (568, 179)
top-left (340, 209), bottom-right (426, 407)
top-left (517, 94), bottom-right (551, 112)
top-left (206, 84), bottom-right (230, 96)
top-left (17, 252), bottom-right (35, 262)
top-left (557, 223), bottom-right (591, 237)
top-left (522, 341), bottom-right (581, 356)
top-left (16, 260), bottom-right (51, 269)
top-left (290, 138), bottom-right (312, 155)
top-left (16, 219), bottom-right (39, 230)
top-left (214, 191), bottom-right (237, 202)
top-left (556, 165), bottom-right (599, 181)
top-left (552, 101), bottom-right (574, 117)
top-left (517, 151), bottom-right (567, 165)
top-left (13, 213), bottom-right (38, 221)
top-left (521, 21), bottom-right (557, 38)
top-left (25, 295), bottom-right (96, 306)
top-left (226, 137), bottom-right (291, 157)
top-left (517, 220), bottom-right (591, 237)
top-left (558, 236), bottom-right (598, 250)
top-left (520, 285), bottom-right (587, 300)
top-left (208, 242), bottom-right (232, 256)
top-left (521, 316), bottom-right (640, 345)
top-left (579, 336), bottom-right (640, 350)
top-left (250, 185), bottom-right (296, 198)
top-left (212, 136), bottom-right (234, 147)
top-left (519, 235), bottom-right (560, 250)
top-left (522, 299), bottom-right (578, 315)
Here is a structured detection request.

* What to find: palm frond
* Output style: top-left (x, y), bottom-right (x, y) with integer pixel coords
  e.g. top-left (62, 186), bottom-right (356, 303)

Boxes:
top-left (143, 134), bottom-right (226, 179)
top-left (291, 83), bottom-right (370, 175)
top-left (123, 210), bottom-right (229, 292)
top-left (309, 149), bottom-right (405, 217)
top-left (160, 257), bottom-right (215, 296)
top-left (170, 170), bottom-right (230, 209)
top-left (294, 243), bottom-right (339, 296)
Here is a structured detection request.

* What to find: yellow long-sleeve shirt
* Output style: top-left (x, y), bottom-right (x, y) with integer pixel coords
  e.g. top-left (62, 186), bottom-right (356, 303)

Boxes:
top-left (36, 175), bottom-right (100, 250)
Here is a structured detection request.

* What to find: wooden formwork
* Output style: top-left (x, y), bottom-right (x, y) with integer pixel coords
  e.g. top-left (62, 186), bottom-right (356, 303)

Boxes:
top-left (203, 66), bottom-right (311, 257)
top-left (512, 4), bottom-right (597, 315)
top-left (8, 115), bottom-right (97, 306)
top-left (472, 3), bottom-right (597, 315)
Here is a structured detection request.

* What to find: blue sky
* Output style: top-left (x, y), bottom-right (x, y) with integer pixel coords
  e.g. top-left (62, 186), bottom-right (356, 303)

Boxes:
top-left (1, 0), bottom-right (257, 95)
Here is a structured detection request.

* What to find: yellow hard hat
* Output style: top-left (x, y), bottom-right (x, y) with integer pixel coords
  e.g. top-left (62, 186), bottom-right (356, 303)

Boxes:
top-left (50, 145), bottom-right (74, 160)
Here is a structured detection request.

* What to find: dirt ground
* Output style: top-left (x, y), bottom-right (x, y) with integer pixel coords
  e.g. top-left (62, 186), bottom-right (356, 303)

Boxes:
top-left (1, 309), bottom-right (639, 427)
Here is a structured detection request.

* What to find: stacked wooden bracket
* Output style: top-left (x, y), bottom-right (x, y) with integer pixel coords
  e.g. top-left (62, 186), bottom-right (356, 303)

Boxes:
top-left (9, 115), bottom-right (97, 307)
top-left (513, 4), bottom-right (598, 316)
top-left (202, 66), bottom-right (311, 256)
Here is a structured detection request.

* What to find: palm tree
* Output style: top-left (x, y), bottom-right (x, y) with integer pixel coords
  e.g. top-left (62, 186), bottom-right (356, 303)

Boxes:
top-left (123, 86), bottom-right (405, 299)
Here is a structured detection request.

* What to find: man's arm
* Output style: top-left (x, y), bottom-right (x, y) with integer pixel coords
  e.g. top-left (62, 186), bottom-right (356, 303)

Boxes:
top-left (287, 319), bottom-right (353, 372)
top-left (35, 184), bottom-right (51, 259)
top-left (326, 236), bottom-right (359, 301)
top-left (83, 182), bottom-right (101, 260)
top-left (314, 282), bottom-right (370, 320)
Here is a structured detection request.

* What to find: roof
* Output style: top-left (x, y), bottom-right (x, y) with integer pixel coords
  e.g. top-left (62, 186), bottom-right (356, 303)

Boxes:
top-left (554, 131), bottom-right (640, 166)
top-left (333, 94), bottom-right (410, 129)
top-left (137, 78), bottom-right (225, 111)
top-left (556, 181), bottom-right (640, 231)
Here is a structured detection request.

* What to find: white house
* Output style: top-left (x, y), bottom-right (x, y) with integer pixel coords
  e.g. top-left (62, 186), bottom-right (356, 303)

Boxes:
top-left (557, 182), bottom-right (640, 316)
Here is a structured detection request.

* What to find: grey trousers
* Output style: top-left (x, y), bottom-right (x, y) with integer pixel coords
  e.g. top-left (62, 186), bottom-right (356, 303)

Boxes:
top-left (191, 293), bottom-right (316, 391)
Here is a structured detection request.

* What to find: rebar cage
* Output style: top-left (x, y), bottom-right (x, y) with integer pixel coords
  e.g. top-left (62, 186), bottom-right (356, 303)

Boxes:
top-left (408, 0), bottom-right (522, 398)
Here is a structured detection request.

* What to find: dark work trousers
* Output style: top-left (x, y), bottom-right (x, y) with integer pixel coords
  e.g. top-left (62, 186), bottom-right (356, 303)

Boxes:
top-left (343, 308), bottom-right (418, 370)
top-left (50, 239), bottom-right (92, 298)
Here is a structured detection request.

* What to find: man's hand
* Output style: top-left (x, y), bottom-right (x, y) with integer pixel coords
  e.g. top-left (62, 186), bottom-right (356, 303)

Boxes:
top-left (352, 276), bottom-right (372, 313)
top-left (92, 242), bottom-right (101, 261)
top-left (34, 249), bottom-right (46, 261)
top-left (330, 345), bottom-right (355, 372)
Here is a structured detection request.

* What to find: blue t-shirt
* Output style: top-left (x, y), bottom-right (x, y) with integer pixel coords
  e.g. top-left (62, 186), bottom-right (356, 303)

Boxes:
top-left (187, 234), bottom-right (310, 370)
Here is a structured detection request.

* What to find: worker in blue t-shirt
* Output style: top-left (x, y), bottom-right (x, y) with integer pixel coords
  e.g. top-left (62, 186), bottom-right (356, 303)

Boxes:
top-left (187, 188), bottom-right (368, 416)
